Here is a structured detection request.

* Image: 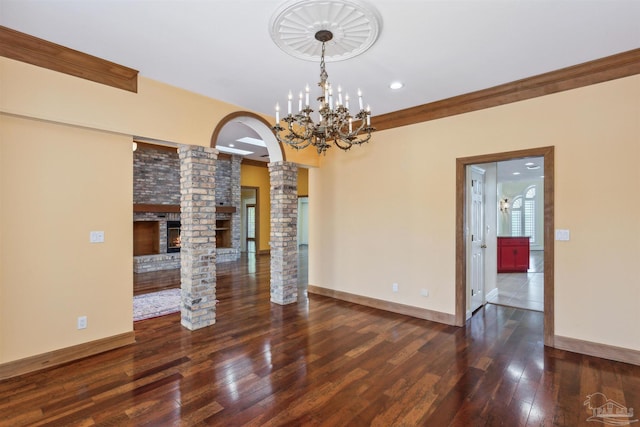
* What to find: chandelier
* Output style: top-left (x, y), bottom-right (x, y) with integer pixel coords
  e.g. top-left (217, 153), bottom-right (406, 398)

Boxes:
top-left (273, 30), bottom-right (374, 155)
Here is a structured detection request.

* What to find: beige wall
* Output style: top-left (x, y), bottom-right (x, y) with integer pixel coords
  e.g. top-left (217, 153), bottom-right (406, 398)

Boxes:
top-left (310, 75), bottom-right (640, 352)
top-left (297, 167), bottom-right (309, 196)
top-left (0, 56), bottom-right (318, 167)
top-left (0, 54), bottom-right (320, 365)
top-left (0, 115), bottom-right (133, 362)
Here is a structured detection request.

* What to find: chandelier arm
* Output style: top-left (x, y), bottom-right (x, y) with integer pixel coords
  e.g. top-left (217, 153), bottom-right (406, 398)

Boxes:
top-left (287, 118), bottom-right (314, 140)
top-left (276, 131), bottom-right (314, 150)
top-left (333, 137), bottom-right (353, 150)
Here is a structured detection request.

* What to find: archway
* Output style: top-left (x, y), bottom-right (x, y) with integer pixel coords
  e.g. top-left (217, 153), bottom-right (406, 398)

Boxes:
top-left (211, 112), bottom-right (299, 305)
top-left (211, 111), bottom-right (285, 163)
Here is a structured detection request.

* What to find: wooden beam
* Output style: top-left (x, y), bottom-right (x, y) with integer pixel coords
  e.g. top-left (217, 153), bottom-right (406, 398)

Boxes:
top-left (134, 204), bottom-right (180, 213)
top-left (0, 25), bottom-right (138, 92)
top-left (216, 206), bottom-right (236, 213)
top-left (374, 48), bottom-right (640, 131)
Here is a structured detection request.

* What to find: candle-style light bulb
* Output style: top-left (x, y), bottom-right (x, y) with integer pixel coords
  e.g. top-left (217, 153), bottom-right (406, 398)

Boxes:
top-left (305, 85), bottom-right (310, 107)
top-left (275, 103), bottom-right (280, 124)
top-left (366, 105), bottom-right (371, 126)
top-left (287, 91), bottom-right (292, 115)
top-left (358, 89), bottom-right (363, 110)
top-left (345, 93), bottom-right (350, 110)
top-left (349, 118), bottom-right (353, 133)
top-left (328, 86), bottom-right (333, 111)
top-left (338, 86), bottom-right (343, 105)
top-left (298, 92), bottom-right (303, 112)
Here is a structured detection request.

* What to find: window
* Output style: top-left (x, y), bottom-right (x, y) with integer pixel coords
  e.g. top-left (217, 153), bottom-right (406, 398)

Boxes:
top-left (511, 197), bottom-right (522, 236)
top-left (524, 186), bottom-right (536, 243)
top-left (510, 185), bottom-right (536, 243)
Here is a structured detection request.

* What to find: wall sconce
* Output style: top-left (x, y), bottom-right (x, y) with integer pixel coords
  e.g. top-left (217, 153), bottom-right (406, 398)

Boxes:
top-left (500, 198), bottom-right (509, 212)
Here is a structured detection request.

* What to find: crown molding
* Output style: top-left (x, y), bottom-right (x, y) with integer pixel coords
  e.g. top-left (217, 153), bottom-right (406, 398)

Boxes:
top-left (0, 25), bottom-right (138, 93)
top-left (2, 24), bottom-right (637, 130)
top-left (374, 48), bottom-right (640, 131)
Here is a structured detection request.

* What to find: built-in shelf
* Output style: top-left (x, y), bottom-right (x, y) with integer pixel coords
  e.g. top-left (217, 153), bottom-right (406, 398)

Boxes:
top-left (216, 219), bottom-right (231, 248)
top-left (133, 221), bottom-right (160, 256)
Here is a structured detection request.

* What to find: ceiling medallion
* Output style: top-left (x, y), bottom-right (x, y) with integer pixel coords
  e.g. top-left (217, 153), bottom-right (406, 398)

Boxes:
top-left (269, 0), bottom-right (382, 62)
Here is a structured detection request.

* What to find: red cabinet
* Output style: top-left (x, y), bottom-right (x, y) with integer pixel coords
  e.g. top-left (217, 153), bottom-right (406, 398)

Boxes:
top-left (497, 237), bottom-right (530, 273)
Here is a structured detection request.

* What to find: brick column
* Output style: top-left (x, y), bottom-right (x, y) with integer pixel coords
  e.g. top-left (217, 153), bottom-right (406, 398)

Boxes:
top-left (179, 145), bottom-right (217, 330)
top-left (269, 161), bottom-right (298, 305)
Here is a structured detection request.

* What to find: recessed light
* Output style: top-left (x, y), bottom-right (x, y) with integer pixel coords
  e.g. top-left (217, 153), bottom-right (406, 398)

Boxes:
top-left (229, 143), bottom-right (235, 148)
top-left (526, 165), bottom-right (540, 170)
top-left (513, 172), bottom-right (521, 175)
top-left (525, 162), bottom-right (535, 166)
top-left (389, 81), bottom-right (404, 90)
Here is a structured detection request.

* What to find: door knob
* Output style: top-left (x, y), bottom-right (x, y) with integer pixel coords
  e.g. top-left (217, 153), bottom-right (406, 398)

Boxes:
top-left (481, 244), bottom-right (487, 249)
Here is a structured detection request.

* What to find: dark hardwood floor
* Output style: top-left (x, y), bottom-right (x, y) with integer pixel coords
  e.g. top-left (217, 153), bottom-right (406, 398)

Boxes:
top-left (2, 252), bottom-right (639, 426)
top-left (134, 268), bottom-right (181, 296)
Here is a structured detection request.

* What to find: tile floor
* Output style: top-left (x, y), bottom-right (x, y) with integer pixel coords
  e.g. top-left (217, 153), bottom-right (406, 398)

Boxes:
top-left (487, 250), bottom-right (544, 312)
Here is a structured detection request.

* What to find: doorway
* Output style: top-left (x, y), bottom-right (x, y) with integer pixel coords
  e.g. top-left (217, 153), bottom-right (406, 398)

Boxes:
top-left (241, 186), bottom-right (259, 254)
top-left (466, 158), bottom-right (545, 314)
top-left (456, 146), bottom-right (555, 347)
top-left (490, 157), bottom-right (545, 312)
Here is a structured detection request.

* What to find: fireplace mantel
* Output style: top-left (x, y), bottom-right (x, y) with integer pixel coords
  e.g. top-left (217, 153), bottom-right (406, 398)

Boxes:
top-left (133, 204), bottom-right (236, 214)
top-left (134, 204), bottom-right (180, 213)
top-left (216, 206), bottom-right (236, 213)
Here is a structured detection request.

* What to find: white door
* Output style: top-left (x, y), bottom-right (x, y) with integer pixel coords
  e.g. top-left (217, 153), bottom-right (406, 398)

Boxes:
top-left (469, 166), bottom-right (486, 312)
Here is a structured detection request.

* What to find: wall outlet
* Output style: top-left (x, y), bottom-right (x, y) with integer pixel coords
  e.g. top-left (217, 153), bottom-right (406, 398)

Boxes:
top-left (77, 316), bottom-right (87, 330)
top-left (392, 283), bottom-right (399, 292)
top-left (421, 289), bottom-right (429, 297)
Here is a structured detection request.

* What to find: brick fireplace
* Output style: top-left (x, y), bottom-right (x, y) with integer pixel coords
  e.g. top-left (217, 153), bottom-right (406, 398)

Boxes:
top-left (133, 142), bottom-right (241, 273)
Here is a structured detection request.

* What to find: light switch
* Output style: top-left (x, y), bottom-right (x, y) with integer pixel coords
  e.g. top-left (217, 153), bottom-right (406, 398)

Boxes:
top-left (555, 229), bottom-right (570, 241)
top-left (90, 231), bottom-right (105, 243)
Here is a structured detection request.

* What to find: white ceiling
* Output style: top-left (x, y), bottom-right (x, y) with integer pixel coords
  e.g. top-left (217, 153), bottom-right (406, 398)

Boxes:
top-left (1, 0), bottom-right (639, 162)
top-left (497, 157), bottom-right (544, 183)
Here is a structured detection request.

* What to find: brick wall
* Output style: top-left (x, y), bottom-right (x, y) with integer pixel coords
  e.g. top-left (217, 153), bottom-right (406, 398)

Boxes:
top-left (133, 145), bottom-right (180, 205)
top-left (133, 145), bottom-right (241, 267)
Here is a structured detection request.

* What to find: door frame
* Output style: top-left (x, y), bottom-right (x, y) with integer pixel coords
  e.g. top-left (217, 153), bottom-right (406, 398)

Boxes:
top-left (241, 186), bottom-right (259, 253)
top-left (455, 146), bottom-right (555, 347)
